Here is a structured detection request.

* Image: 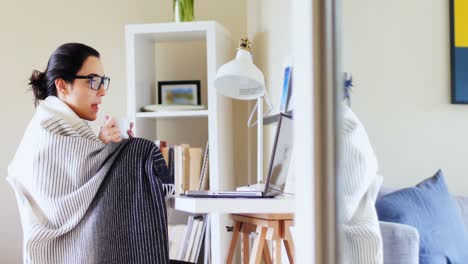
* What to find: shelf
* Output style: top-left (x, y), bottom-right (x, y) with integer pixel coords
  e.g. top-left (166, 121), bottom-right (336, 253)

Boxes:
top-left (171, 196), bottom-right (295, 214)
top-left (136, 110), bottom-right (209, 119)
top-left (126, 21), bottom-right (235, 264)
top-left (125, 21), bottom-right (230, 42)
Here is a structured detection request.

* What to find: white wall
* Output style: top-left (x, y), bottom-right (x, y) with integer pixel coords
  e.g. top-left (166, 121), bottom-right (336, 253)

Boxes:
top-left (342, 0), bottom-right (468, 196)
top-left (246, 0), bottom-right (292, 183)
top-left (154, 41), bottom-right (209, 152)
top-left (0, 0), bottom-right (246, 262)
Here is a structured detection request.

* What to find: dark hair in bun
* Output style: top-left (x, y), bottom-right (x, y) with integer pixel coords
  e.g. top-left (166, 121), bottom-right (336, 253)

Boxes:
top-left (29, 43), bottom-right (100, 106)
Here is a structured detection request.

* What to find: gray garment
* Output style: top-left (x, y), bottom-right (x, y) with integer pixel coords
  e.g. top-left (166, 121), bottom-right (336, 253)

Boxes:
top-left (83, 138), bottom-right (171, 264)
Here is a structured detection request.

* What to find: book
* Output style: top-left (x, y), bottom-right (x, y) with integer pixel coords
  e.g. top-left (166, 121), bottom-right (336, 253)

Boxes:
top-left (184, 216), bottom-right (200, 261)
top-left (189, 216), bottom-right (202, 262)
top-left (155, 140), bottom-right (167, 148)
top-left (198, 141), bottom-right (210, 190)
top-left (182, 144), bottom-right (191, 193)
top-left (174, 146), bottom-right (181, 194)
top-left (168, 147), bottom-right (175, 184)
top-left (175, 144), bottom-right (205, 194)
top-left (189, 148), bottom-right (203, 190)
top-left (177, 216), bottom-right (194, 260)
top-left (168, 224), bottom-right (187, 259)
top-left (170, 216), bottom-right (206, 263)
top-left (141, 104), bottom-right (206, 112)
top-left (192, 215), bottom-right (207, 263)
top-left (174, 144), bottom-right (191, 194)
top-left (174, 145), bottom-right (184, 195)
top-left (185, 217), bottom-right (201, 261)
top-left (203, 216), bottom-right (211, 264)
top-left (161, 147), bottom-right (169, 166)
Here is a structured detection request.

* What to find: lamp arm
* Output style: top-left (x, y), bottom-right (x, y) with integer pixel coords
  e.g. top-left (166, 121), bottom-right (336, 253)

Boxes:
top-left (247, 91), bottom-right (274, 128)
top-left (263, 92), bottom-right (274, 115)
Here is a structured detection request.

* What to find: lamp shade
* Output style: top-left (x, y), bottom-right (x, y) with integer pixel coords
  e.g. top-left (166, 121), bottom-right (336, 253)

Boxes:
top-left (214, 48), bottom-right (265, 100)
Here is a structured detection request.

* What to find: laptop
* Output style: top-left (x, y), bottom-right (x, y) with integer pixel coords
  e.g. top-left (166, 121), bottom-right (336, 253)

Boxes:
top-left (184, 113), bottom-right (293, 198)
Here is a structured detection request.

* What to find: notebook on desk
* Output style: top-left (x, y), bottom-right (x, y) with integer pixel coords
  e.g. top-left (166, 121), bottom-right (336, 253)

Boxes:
top-left (184, 113), bottom-right (293, 198)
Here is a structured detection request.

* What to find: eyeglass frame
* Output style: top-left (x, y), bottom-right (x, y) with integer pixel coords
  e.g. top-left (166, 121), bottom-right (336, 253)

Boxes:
top-left (72, 74), bottom-right (110, 91)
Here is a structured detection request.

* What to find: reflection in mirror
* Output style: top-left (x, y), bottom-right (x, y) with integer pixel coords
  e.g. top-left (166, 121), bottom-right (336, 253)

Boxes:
top-left (341, 1), bottom-right (468, 263)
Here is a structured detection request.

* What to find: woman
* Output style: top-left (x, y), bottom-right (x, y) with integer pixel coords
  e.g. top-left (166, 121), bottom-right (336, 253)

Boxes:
top-left (29, 42), bottom-right (131, 143)
top-left (341, 74), bottom-right (383, 264)
top-left (8, 43), bottom-right (172, 264)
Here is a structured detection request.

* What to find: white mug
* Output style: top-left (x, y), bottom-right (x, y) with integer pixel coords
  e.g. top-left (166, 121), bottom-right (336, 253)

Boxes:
top-left (116, 117), bottom-right (130, 139)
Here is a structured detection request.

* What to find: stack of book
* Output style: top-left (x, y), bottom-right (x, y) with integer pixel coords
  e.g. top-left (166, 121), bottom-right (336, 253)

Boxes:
top-left (168, 215), bottom-right (208, 263)
top-left (156, 140), bottom-right (210, 263)
top-left (155, 140), bottom-right (210, 195)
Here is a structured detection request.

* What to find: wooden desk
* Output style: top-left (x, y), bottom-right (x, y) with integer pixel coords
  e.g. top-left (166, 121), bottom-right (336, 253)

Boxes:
top-left (171, 196), bottom-right (295, 263)
top-left (172, 196), bottom-right (295, 214)
top-left (227, 214), bottom-right (295, 264)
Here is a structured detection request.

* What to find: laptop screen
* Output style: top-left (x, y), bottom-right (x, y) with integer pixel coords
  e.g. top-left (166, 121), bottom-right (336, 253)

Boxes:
top-left (264, 113), bottom-right (294, 195)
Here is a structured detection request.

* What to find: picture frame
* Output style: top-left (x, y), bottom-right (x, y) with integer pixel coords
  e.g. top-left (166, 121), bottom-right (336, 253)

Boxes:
top-left (450, 0), bottom-right (468, 103)
top-left (157, 80), bottom-right (201, 105)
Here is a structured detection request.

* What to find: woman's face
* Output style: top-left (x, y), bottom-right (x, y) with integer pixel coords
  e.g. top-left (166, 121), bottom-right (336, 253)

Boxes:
top-left (59, 56), bottom-right (107, 121)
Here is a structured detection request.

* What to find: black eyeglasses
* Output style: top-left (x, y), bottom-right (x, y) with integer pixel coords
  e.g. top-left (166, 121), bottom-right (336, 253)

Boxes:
top-left (73, 74), bottom-right (110, 91)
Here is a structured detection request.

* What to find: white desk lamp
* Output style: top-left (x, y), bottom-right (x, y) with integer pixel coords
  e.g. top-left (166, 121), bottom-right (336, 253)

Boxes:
top-left (214, 38), bottom-right (272, 192)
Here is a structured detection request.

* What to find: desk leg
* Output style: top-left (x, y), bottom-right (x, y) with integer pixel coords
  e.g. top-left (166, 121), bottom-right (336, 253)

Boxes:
top-left (262, 243), bottom-right (272, 264)
top-left (241, 222), bottom-right (257, 264)
top-left (226, 221), bottom-right (242, 264)
top-left (273, 239), bottom-right (282, 264)
top-left (241, 231), bottom-right (250, 263)
top-left (283, 239), bottom-right (294, 264)
top-left (250, 226), bottom-right (267, 264)
top-left (283, 221), bottom-right (295, 264)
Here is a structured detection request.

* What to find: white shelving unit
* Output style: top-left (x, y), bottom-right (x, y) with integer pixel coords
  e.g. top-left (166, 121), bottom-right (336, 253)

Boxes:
top-left (125, 21), bottom-right (234, 263)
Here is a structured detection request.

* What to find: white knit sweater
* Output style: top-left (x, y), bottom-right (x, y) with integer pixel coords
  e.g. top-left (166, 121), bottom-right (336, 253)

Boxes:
top-left (7, 96), bottom-right (120, 263)
top-left (342, 105), bottom-right (384, 264)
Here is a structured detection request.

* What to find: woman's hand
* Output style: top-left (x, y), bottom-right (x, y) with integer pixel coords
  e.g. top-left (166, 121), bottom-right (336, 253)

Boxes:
top-left (99, 116), bottom-right (122, 144)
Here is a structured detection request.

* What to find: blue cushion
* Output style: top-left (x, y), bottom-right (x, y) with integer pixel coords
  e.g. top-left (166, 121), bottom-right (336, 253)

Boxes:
top-left (376, 170), bottom-right (468, 264)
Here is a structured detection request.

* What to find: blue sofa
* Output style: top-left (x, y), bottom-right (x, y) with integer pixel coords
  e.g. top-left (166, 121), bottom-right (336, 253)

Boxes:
top-left (378, 190), bottom-right (468, 264)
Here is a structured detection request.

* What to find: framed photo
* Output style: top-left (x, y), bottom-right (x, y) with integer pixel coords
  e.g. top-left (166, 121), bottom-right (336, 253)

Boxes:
top-left (158, 80), bottom-right (201, 105)
top-left (450, 0), bottom-right (468, 103)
